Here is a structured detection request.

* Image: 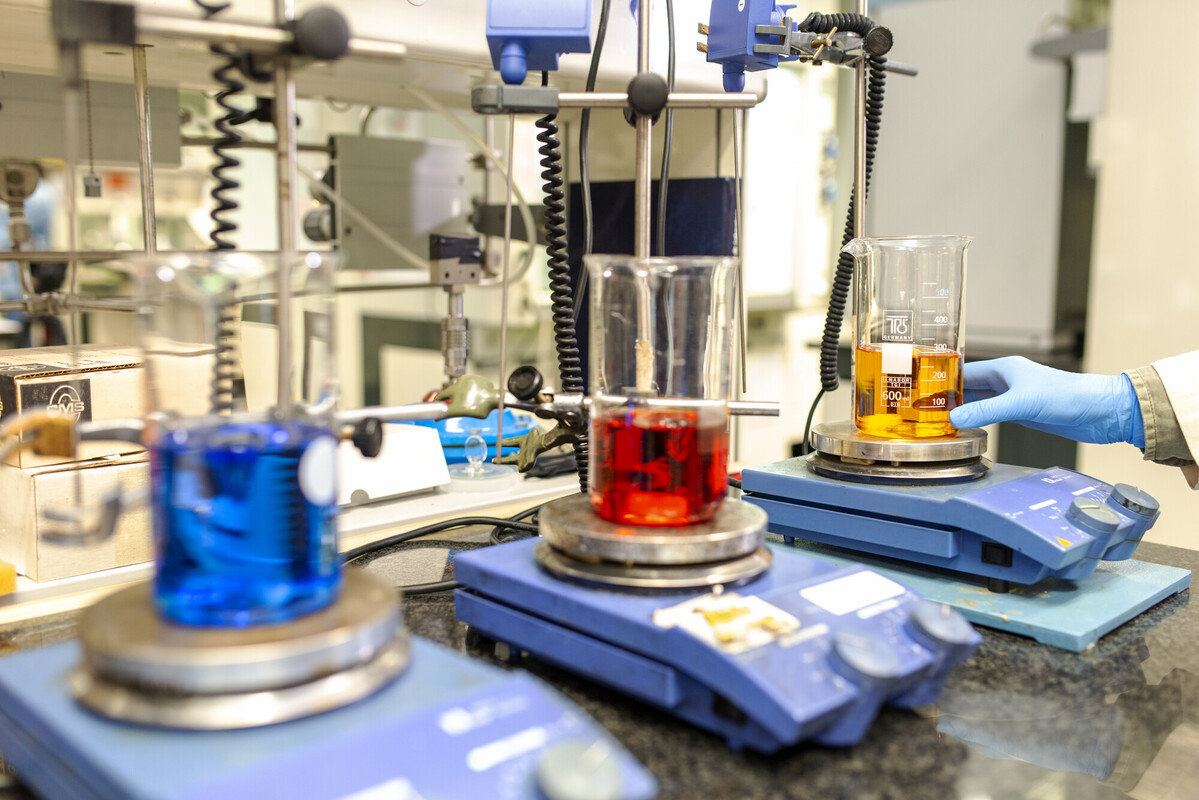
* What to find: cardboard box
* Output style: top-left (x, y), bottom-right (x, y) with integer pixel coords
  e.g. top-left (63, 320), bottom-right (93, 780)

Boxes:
top-left (0, 345), bottom-right (144, 468)
top-left (0, 452), bottom-right (151, 582)
top-left (0, 344), bottom-right (213, 468)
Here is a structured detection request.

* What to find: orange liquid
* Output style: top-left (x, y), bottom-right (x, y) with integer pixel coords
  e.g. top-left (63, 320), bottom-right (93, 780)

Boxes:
top-left (854, 345), bottom-right (962, 438)
top-left (590, 407), bottom-right (729, 526)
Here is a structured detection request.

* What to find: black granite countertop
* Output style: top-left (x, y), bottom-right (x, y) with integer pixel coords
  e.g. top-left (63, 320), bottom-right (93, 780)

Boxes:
top-left (1, 542), bottom-right (1194, 800)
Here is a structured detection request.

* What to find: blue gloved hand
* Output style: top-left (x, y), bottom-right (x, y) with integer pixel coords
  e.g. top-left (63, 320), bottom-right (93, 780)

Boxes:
top-left (948, 356), bottom-right (1146, 447)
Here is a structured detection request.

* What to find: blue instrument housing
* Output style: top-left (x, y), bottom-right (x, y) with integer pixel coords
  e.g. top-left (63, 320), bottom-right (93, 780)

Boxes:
top-left (742, 457), bottom-right (1159, 587)
top-left (706, 0), bottom-right (798, 92)
top-left (0, 637), bottom-right (657, 800)
top-left (455, 538), bottom-right (980, 753)
top-left (486, 0), bottom-right (593, 85)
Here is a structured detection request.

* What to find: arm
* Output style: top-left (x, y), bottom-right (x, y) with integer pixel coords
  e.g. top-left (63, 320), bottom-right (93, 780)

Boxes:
top-left (948, 355), bottom-right (1197, 489)
top-left (1128, 352), bottom-right (1199, 489)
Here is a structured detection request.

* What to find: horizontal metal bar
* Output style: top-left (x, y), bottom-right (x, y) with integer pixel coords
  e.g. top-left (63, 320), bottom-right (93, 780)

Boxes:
top-left (346, 37), bottom-right (410, 62)
top-left (67, 299), bottom-right (140, 312)
top-left (557, 92), bottom-right (761, 110)
top-left (0, 250), bottom-right (130, 262)
top-left (78, 419), bottom-right (145, 445)
top-left (136, 12), bottom-right (407, 62)
top-left (337, 402), bottom-right (449, 425)
top-left (181, 136), bottom-right (334, 154)
top-left (0, 249), bottom-right (326, 262)
top-left (0, 301), bottom-right (25, 312)
top-left (138, 13), bottom-right (289, 50)
top-left (728, 401), bottom-right (780, 417)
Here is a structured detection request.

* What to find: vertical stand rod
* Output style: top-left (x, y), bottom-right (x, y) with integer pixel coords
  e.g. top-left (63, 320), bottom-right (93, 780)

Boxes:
top-left (853, 0), bottom-right (868, 239)
top-left (132, 45), bottom-right (156, 255)
top-left (633, 0), bottom-right (652, 259)
top-left (274, 0), bottom-right (298, 413)
top-left (495, 113), bottom-right (517, 462)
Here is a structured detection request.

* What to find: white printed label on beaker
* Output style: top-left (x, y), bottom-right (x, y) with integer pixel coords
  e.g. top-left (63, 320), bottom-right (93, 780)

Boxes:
top-left (299, 435), bottom-right (338, 507)
top-left (881, 343), bottom-right (913, 375)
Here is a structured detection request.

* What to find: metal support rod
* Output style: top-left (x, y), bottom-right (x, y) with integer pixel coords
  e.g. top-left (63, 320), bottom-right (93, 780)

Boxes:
top-left (495, 113), bottom-right (516, 462)
top-left (853, 1), bottom-right (868, 239)
top-left (728, 401), bottom-right (780, 416)
top-left (337, 402), bottom-right (449, 425)
top-left (132, 45), bottom-right (156, 255)
top-left (633, 0), bottom-right (652, 259)
top-left (558, 92), bottom-right (760, 109)
top-left (136, 13), bottom-right (408, 61)
top-left (274, 0), bottom-right (297, 413)
top-left (181, 136), bottom-right (333, 153)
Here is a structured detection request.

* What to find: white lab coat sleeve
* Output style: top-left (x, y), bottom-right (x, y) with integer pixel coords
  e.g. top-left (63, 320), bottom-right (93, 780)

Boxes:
top-left (1148, 351), bottom-right (1199, 490)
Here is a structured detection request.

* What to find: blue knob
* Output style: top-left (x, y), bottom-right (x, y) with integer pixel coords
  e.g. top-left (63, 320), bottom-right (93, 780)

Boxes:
top-left (499, 41), bottom-right (528, 86)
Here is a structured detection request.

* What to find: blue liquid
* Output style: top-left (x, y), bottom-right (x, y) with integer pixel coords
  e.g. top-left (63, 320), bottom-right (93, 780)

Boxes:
top-left (152, 420), bottom-right (341, 628)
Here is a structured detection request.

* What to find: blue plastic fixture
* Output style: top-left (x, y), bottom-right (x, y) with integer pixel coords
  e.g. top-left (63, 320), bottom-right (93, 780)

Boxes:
top-left (409, 408), bottom-right (536, 464)
top-left (705, 0), bottom-right (798, 92)
top-left (486, 0), bottom-right (593, 85)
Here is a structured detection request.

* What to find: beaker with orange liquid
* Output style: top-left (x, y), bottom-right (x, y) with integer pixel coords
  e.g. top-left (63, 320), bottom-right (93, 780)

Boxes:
top-left (844, 236), bottom-right (972, 439)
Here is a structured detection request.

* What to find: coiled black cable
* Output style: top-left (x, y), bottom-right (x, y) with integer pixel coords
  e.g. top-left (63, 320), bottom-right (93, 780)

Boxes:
top-left (210, 288), bottom-right (238, 414)
top-left (797, 12), bottom-right (888, 452)
top-left (195, 1), bottom-right (244, 251)
top-left (536, 73), bottom-right (589, 491)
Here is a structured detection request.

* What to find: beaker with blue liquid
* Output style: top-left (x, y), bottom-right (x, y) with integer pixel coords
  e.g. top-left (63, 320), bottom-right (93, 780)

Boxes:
top-left (139, 252), bottom-right (341, 627)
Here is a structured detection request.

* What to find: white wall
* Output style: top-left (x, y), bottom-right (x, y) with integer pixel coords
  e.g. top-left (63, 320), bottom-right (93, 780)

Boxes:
top-left (869, 0), bottom-right (1070, 352)
top-left (1077, 0), bottom-right (1199, 550)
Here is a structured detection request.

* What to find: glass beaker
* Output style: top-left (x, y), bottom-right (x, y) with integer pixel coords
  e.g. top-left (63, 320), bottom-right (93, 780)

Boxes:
top-left (585, 255), bottom-right (738, 526)
top-left (846, 236), bottom-right (971, 439)
top-left (137, 251), bottom-right (341, 627)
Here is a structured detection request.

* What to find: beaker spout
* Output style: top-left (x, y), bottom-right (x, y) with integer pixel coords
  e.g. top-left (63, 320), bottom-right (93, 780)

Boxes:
top-left (842, 238), bottom-right (872, 259)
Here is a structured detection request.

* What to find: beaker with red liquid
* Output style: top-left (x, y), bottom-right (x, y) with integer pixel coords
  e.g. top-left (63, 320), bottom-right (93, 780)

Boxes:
top-left (584, 256), bottom-right (739, 527)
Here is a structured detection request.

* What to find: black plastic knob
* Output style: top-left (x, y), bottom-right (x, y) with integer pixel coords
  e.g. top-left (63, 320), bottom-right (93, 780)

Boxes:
top-left (352, 417), bottom-right (384, 458)
top-left (508, 365), bottom-right (544, 401)
top-left (627, 72), bottom-right (669, 118)
top-left (864, 25), bottom-right (894, 57)
top-left (293, 6), bottom-right (352, 61)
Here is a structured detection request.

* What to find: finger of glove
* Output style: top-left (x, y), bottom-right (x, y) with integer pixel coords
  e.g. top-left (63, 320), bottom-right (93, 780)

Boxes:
top-left (961, 357), bottom-right (1027, 392)
top-left (949, 386), bottom-right (1044, 429)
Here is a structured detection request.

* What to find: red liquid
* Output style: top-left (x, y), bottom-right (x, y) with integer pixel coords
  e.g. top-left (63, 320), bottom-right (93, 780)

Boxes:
top-left (590, 407), bottom-right (729, 526)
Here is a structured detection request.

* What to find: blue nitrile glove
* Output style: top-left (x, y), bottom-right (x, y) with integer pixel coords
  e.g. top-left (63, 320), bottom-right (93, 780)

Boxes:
top-left (948, 356), bottom-right (1146, 447)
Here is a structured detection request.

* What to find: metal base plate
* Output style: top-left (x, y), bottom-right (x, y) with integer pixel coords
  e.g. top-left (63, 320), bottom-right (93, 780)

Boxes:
top-left (71, 570), bottom-right (409, 729)
top-left (535, 542), bottom-right (773, 589)
top-left (810, 421), bottom-right (990, 484)
top-left (539, 494), bottom-right (768, 566)
top-left (810, 452), bottom-right (992, 484)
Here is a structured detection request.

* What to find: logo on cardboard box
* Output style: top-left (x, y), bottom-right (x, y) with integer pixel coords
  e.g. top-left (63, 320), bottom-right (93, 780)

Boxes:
top-left (18, 379), bottom-right (93, 422)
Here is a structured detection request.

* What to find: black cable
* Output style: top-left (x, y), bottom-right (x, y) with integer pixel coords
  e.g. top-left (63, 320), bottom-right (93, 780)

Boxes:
top-left (343, 516), bottom-right (540, 564)
top-left (537, 72), bottom-right (589, 492)
top-left (797, 12), bottom-right (888, 453)
top-left (489, 502), bottom-right (543, 545)
top-left (194, 1), bottom-right (244, 251)
top-left (800, 386), bottom-right (825, 456)
top-left (574, 0), bottom-right (613, 318)
top-left (400, 580), bottom-right (461, 596)
top-left (655, 0), bottom-right (676, 257)
top-left (727, 476), bottom-right (742, 490)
